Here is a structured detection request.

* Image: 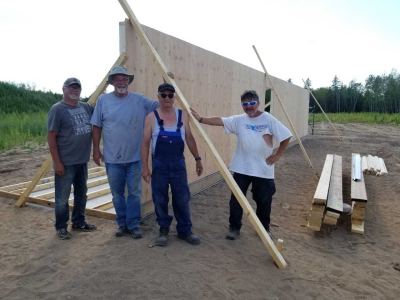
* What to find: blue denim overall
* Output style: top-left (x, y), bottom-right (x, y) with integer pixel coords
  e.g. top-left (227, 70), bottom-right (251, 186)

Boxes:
top-left (151, 109), bottom-right (192, 237)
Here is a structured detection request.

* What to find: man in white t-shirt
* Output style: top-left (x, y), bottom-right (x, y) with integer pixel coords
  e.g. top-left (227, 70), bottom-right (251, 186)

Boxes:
top-left (191, 90), bottom-right (292, 240)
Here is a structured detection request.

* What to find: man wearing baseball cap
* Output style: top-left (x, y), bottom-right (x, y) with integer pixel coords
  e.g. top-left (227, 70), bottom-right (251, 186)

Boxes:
top-left (91, 66), bottom-right (159, 239)
top-left (48, 77), bottom-right (96, 240)
top-left (142, 83), bottom-right (203, 246)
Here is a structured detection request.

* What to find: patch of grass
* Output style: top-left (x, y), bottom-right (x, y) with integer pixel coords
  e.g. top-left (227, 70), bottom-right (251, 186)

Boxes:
top-left (0, 112), bottom-right (48, 151)
top-left (311, 113), bottom-right (400, 125)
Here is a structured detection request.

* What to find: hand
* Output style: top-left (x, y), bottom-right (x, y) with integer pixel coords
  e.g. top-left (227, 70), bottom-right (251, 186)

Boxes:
top-left (266, 153), bottom-right (281, 165)
top-left (142, 167), bottom-right (151, 183)
top-left (54, 161), bottom-right (65, 176)
top-left (196, 160), bottom-right (203, 176)
top-left (190, 107), bottom-right (201, 122)
top-left (93, 148), bottom-right (103, 166)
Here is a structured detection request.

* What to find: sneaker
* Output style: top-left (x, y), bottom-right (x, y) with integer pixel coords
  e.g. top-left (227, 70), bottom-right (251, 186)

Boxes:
top-left (72, 223), bottom-right (97, 232)
top-left (178, 233), bottom-right (201, 245)
top-left (57, 228), bottom-right (72, 240)
top-left (131, 228), bottom-right (143, 239)
top-left (115, 227), bottom-right (129, 237)
top-left (226, 229), bottom-right (240, 240)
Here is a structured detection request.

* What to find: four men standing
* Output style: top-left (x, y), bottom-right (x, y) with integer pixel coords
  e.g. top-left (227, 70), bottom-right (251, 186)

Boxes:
top-left (48, 69), bottom-right (291, 245)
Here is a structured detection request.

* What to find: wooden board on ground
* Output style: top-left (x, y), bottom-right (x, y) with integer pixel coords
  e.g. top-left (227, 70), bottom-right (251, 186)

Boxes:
top-left (313, 154), bottom-right (333, 205)
top-left (326, 155), bottom-right (343, 214)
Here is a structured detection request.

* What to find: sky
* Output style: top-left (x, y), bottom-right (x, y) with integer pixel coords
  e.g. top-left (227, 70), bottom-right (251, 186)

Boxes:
top-left (0, 0), bottom-right (399, 97)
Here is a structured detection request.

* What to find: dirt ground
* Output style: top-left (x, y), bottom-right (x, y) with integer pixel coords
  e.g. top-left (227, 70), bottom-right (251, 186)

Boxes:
top-left (0, 122), bottom-right (399, 300)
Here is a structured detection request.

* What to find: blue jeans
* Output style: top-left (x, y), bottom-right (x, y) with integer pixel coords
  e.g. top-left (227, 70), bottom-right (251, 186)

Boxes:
top-left (151, 158), bottom-right (192, 237)
top-left (105, 161), bottom-right (142, 230)
top-left (54, 163), bottom-right (88, 230)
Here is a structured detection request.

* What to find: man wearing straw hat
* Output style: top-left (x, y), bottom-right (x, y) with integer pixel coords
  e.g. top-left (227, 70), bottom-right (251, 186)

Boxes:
top-left (91, 66), bottom-right (159, 239)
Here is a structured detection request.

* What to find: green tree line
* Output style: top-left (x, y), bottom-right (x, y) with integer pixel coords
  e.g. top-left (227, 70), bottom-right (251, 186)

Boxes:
top-left (0, 81), bottom-right (61, 113)
top-left (305, 70), bottom-right (400, 113)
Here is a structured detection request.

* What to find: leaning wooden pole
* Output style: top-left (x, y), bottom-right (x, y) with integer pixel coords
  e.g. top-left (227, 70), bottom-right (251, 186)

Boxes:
top-left (302, 79), bottom-right (342, 141)
top-left (118, 0), bottom-right (287, 268)
top-left (15, 53), bottom-right (127, 208)
top-left (252, 45), bottom-right (313, 170)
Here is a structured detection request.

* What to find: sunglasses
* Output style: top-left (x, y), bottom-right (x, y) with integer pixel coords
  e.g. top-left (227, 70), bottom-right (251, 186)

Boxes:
top-left (241, 100), bottom-right (258, 107)
top-left (159, 93), bottom-right (174, 99)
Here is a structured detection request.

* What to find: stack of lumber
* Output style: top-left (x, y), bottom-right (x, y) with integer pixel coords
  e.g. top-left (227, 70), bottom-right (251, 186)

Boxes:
top-left (308, 154), bottom-right (343, 230)
top-left (0, 167), bottom-right (118, 220)
top-left (351, 153), bottom-right (368, 234)
top-left (361, 155), bottom-right (388, 176)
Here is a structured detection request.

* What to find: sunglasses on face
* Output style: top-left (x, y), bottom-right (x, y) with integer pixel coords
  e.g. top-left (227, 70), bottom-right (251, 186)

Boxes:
top-left (241, 100), bottom-right (258, 107)
top-left (160, 93), bottom-right (174, 99)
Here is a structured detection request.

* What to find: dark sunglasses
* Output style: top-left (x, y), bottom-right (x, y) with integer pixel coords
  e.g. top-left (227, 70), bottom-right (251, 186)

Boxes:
top-left (241, 100), bottom-right (258, 107)
top-left (160, 93), bottom-right (174, 99)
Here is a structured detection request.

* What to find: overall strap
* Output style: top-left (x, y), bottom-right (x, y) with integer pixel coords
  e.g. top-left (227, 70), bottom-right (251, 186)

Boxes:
top-left (153, 110), bottom-right (164, 131)
top-left (176, 109), bottom-right (183, 132)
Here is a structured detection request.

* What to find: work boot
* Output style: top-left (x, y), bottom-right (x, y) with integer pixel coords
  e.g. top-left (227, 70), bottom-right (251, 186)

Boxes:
top-left (72, 222), bottom-right (97, 232)
top-left (115, 227), bottom-right (129, 237)
top-left (57, 228), bottom-right (72, 240)
top-left (154, 227), bottom-right (169, 247)
top-left (226, 228), bottom-right (240, 240)
top-left (131, 228), bottom-right (143, 239)
top-left (178, 233), bottom-right (201, 245)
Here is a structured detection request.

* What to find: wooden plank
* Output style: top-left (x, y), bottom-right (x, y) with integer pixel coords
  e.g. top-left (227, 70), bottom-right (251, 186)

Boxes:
top-left (326, 155), bottom-right (343, 213)
top-left (313, 154), bottom-right (334, 205)
top-left (379, 157), bottom-right (388, 175)
top-left (351, 202), bottom-right (366, 220)
top-left (15, 158), bottom-right (52, 207)
top-left (0, 167), bottom-right (106, 192)
top-left (351, 171), bottom-right (367, 202)
top-left (1, 190), bottom-right (115, 220)
top-left (307, 204), bottom-right (325, 231)
top-left (323, 213), bottom-right (338, 225)
top-left (253, 45), bottom-right (313, 170)
top-left (118, 0), bottom-right (287, 268)
top-left (351, 220), bottom-right (364, 234)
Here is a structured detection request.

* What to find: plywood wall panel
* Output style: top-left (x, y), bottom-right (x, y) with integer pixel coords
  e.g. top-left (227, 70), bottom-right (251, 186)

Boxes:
top-left (121, 20), bottom-right (309, 190)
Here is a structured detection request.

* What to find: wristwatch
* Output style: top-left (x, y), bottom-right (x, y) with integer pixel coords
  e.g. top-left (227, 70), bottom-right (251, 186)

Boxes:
top-left (195, 156), bottom-right (202, 161)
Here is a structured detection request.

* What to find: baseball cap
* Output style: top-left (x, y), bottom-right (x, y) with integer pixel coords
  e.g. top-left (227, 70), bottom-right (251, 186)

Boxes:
top-left (63, 77), bottom-right (81, 87)
top-left (158, 83), bottom-right (175, 93)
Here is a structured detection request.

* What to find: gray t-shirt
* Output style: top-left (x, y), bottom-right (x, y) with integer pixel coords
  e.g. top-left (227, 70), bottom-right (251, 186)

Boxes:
top-left (48, 100), bottom-right (93, 166)
top-left (90, 92), bottom-right (159, 163)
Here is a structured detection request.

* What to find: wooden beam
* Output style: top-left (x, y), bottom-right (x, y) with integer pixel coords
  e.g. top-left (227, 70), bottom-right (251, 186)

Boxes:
top-left (118, 0), bottom-right (287, 268)
top-left (252, 45), bottom-right (314, 170)
top-left (1, 190), bottom-right (115, 220)
top-left (351, 155), bottom-right (367, 202)
top-left (313, 154), bottom-right (333, 205)
top-left (15, 158), bottom-right (52, 207)
top-left (302, 79), bottom-right (342, 141)
top-left (326, 155), bottom-right (343, 214)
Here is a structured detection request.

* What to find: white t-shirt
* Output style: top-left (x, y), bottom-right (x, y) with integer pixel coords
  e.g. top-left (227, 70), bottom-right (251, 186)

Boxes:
top-left (222, 112), bottom-right (292, 179)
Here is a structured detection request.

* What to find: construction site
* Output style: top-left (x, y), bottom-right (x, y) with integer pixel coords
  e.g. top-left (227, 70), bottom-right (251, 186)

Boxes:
top-left (0, 0), bottom-right (399, 299)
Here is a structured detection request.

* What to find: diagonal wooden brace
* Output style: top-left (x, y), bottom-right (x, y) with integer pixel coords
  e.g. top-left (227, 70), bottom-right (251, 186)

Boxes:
top-left (118, 0), bottom-right (287, 268)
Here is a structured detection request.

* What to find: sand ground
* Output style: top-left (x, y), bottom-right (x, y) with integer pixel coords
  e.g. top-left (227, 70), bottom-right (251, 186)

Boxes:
top-left (0, 122), bottom-right (399, 300)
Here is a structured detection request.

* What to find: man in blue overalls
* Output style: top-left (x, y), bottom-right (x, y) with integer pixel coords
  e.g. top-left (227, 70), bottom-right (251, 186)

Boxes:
top-left (142, 83), bottom-right (203, 246)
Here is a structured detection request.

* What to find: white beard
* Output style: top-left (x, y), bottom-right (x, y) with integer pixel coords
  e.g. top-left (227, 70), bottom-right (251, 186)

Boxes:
top-left (115, 87), bottom-right (128, 94)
